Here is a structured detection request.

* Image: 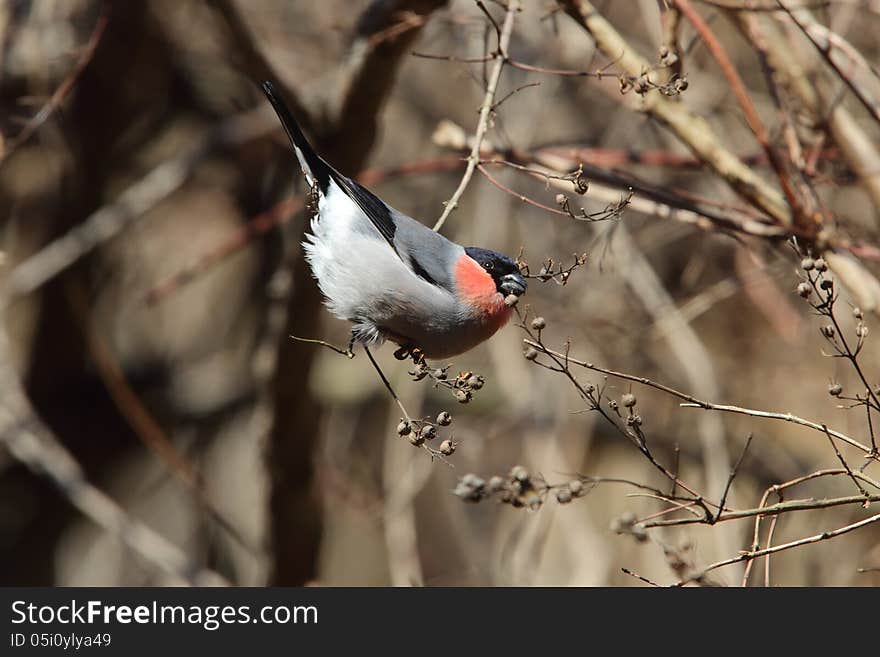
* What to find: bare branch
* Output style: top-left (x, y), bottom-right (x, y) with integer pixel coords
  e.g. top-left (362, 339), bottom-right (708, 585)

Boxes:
top-left (433, 0), bottom-right (520, 232)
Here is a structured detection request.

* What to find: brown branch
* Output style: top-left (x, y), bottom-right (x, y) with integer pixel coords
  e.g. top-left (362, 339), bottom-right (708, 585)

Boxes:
top-left (65, 282), bottom-right (255, 553)
top-left (557, 0), bottom-right (792, 225)
top-left (778, 2), bottom-right (880, 128)
top-left (477, 163), bottom-right (571, 217)
top-left (1, 107), bottom-right (273, 305)
top-left (0, 13), bottom-right (108, 164)
top-left (206, 0), bottom-right (313, 133)
top-left (671, 0), bottom-right (806, 226)
top-left (433, 0), bottom-right (520, 231)
top-left (645, 490), bottom-right (880, 528)
top-left (523, 339), bottom-right (878, 457)
top-left (0, 325), bottom-right (226, 585)
top-left (432, 121), bottom-right (791, 238)
top-left (732, 11), bottom-right (880, 222)
top-left (678, 510), bottom-right (880, 585)
top-left (265, 0), bottom-right (451, 585)
top-left (145, 197), bottom-right (302, 306)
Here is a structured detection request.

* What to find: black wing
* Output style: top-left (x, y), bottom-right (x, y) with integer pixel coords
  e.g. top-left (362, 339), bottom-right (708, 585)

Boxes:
top-left (331, 174), bottom-right (397, 248)
top-left (263, 80), bottom-right (410, 268)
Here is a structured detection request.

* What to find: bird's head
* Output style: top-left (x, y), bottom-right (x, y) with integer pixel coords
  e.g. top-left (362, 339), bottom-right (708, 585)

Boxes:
top-left (456, 247), bottom-right (527, 315)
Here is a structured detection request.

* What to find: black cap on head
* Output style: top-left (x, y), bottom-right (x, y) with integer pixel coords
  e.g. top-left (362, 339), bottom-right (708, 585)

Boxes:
top-left (465, 247), bottom-right (527, 297)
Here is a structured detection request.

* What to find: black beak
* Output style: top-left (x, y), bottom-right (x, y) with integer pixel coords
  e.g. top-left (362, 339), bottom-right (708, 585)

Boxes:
top-left (500, 272), bottom-right (527, 297)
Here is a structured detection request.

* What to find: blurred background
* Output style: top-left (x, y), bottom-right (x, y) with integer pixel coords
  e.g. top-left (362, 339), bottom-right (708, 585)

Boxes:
top-left (1, 0), bottom-right (879, 587)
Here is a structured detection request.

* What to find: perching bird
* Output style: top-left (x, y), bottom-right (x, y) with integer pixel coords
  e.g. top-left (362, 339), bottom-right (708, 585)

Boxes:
top-left (262, 81), bottom-right (526, 359)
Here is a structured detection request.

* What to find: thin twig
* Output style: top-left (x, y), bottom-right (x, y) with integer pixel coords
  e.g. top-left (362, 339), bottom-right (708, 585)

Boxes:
top-left (290, 335), bottom-right (355, 359)
top-left (0, 13), bottom-right (108, 164)
top-left (2, 107), bottom-right (273, 305)
top-left (522, 339), bottom-right (877, 457)
top-left (778, 1), bottom-right (880, 127)
top-left (557, 0), bottom-right (791, 225)
top-left (822, 425), bottom-right (870, 498)
top-left (433, 0), bottom-right (520, 231)
top-left (671, 0), bottom-right (805, 225)
top-left (677, 511), bottom-right (880, 585)
top-left (716, 433), bottom-right (753, 519)
top-left (763, 512), bottom-right (780, 586)
top-left (621, 567), bottom-right (661, 586)
top-left (0, 326), bottom-right (226, 585)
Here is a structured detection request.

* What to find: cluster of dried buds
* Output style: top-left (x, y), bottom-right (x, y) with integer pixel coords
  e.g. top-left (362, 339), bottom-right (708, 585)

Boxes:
top-left (618, 45), bottom-right (688, 98)
top-left (618, 73), bottom-right (687, 97)
top-left (610, 512), bottom-right (648, 543)
top-left (397, 411), bottom-right (458, 456)
top-left (454, 466), bottom-right (591, 509)
top-left (398, 347), bottom-right (485, 405)
top-left (796, 256), bottom-right (874, 402)
top-left (608, 391), bottom-right (644, 431)
top-left (397, 410), bottom-right (457, 456)
top-left (517, 253), bottom-right (589, 287)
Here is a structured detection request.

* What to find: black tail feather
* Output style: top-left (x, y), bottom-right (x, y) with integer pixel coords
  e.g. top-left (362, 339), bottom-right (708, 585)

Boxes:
top-left (261, 80), bottom-right (331, 193)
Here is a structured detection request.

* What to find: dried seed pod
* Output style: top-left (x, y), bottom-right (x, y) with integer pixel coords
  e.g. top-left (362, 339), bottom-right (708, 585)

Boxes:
top-left (454, 389), bottom-right (472, 404)
top-left (853, 307), bottom-right (863, 320)
top-left (828, 383), bottom-right (843, 397)
top-left (510, 465), bottom-right (530, 482)
top-left (609, 400), bottom-right (619, 411)
top-left (453, 474), bottom-right (485, 502)
top-left (396, 420), bottom-right (411, 436)
top-left (531, 317), bottom-right (547, 331)
top-left (439, 439), bottom-right (456, 456)
top-left (461, 473), bottom-right (483, 487)
top-left (421, 424), bottom-right (437, 441)
top-left (856, 324), bottom-right (868, 338)
top-left (621, 393), bottom-right (636, 408)
top-left (466, 375), bottom-right (484, 390)
top-left (524, 347), bottom-right (538, 361)
top-left (504, 294), bottom-right (519, 307)
top-left (433, 368), bottom-right (447, 381)
top-left (797, 282), bottom-right (812, 298)
top-left (801, 258), bottom-right (815, 271)
top-left (821, 325), bottom-right (835, 338)
top-left (819, 278), bottom-right (833, 291)
top-left (409, 432), bottom-right (425, 447)
top-left (436, 411), bottom-right (452, 426)
top-left (487, 476), bottom-right (505, 493)
top-left (556, 488), bottom-right (573, 504)
top-left (568, 480), bottom-right (584, 496)
top-left (814, 258), bottom-right (827, 272)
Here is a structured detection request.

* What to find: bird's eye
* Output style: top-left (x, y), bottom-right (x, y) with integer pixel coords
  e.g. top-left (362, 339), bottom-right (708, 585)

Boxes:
top-left (483, 261), bottom-right (493, 270)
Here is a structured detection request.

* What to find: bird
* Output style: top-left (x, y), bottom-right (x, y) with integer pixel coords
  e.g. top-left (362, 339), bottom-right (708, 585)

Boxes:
top-left (262, 80), bottom-right (526, 359)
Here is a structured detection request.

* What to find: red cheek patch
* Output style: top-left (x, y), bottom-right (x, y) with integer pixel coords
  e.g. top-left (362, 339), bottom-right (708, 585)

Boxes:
top-left (455, 255), bottom-right (508, 318)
